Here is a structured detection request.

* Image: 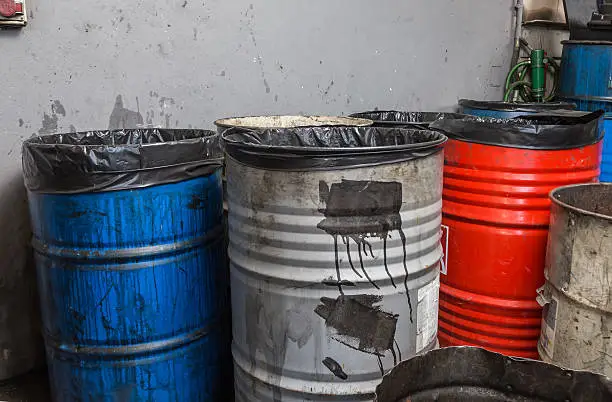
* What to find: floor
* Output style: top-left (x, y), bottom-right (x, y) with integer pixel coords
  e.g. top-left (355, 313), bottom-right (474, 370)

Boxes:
top-left (0, 370), bottom-right (50, 402)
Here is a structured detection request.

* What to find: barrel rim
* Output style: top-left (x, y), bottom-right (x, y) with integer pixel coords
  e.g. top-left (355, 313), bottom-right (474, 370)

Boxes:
top-left (550, 183), bottom-right (612, 222)
top-left (349, 110), bottom-right (466, 127)
top-left (430, 110), bottom-right (604, 150)
top-left (221, 125), bottom-right (447, 170)
top-left (24, 128), bottom-right (218, 147)
top-left (22, 128), bottom-right (223, 194)
top-left (214, 115), bottom-right (372, 130)
top-left (459, 99), bottom-right (576, 112)
top-left (221, 126), bottom-right (447, 154)
top-left (561, 40), bottom-right (612, 45)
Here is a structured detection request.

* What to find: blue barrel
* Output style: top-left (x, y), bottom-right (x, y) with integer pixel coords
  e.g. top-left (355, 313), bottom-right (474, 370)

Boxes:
top-left (559, 40), bottom-right (612, 182)
top-left (559, 41), bottom-right (612, 113)
top-left (459, 99), bottom-right (575, 119)
top-left (22, 129), bottom-right (230, 401)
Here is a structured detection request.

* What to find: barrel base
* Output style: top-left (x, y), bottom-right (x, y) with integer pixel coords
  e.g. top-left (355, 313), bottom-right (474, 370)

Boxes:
top-left (46, 329), bottom-right (232, 402)
top-left (233, 347), bottom-right (377, 402)
top-left (439, 284), bottom-right (541, 359)
top-left (233, 336), bottom-right (440, 402)
top-left (439, 331), bottom-right (539, 360)
top-left (537, 283), bottom-right (612, 377)
top-left (233, 362), bottom-right (375, 402)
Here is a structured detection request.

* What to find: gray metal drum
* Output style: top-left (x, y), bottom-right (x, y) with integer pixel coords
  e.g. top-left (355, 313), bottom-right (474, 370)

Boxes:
top-left (223, 126), bottom-right (446, 401)
top-left (537, 183), bottom-right (612, 377)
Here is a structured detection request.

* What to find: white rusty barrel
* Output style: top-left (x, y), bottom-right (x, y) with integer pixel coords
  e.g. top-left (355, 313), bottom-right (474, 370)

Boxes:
top-left (538, 183), bottom-right (612, 377)
top-left (222, 125), bottom-right (446, 401)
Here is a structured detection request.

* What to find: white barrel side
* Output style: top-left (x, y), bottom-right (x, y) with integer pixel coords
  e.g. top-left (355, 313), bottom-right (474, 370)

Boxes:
top-left (227, 151), bottom-right (443, 401)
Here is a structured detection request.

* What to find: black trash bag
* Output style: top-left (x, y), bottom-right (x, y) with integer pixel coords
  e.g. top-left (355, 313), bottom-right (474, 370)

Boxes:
top-left (23, 129), bottom-right (223, 194)
top-left (429, 110), bottom-right (604, 150)
top-left (459, 99), bottom-right (576, 113)
top-left (350, 110), bottom-right (464, 129)
top-left (221, 125), bottom-right (447, 170)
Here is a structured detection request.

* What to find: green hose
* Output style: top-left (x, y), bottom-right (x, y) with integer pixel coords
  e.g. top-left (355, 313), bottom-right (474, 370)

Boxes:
top-left (503, 63), bottom-right (530, 102)
top-left (504, 80), bottom-right (532, 102)
top-left (544, 59), bottom-right (559, 102)
top-left (504, 54), bottom-right (559, 102)
top-left (505, 60), bottom-right (531, 92)
top-left (515, 63), bottom-right (531, 102)
top-left (504, 42), bottom-right (564, 103)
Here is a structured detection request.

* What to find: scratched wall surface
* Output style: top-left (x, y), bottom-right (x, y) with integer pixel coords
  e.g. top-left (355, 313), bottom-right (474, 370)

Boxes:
top-left (0, 0), bottom-right (513, 369)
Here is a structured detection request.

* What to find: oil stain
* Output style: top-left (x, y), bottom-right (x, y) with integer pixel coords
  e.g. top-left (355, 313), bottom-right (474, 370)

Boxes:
top-left (246, 293), bottom-right (313, 402)
top-left (38, 113), bottom-right (58, 135)
top-left (187, 194), bottom-right (207, 210)
top-left (317, 180), bottom-right (413, 323)
top-left (51, 100), bottom-right (66, 117)
top-left (315, 295), bottom-right (397, 355)
top-left (108, 95), bottom-right (143, 130)
top-left (315, 294), bottom-right (401, 375)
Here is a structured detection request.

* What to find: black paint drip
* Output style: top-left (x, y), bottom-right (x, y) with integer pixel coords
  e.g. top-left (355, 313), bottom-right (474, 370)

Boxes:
top-left (394, 339), bottom-right (402, 362)
top-left (398, 229), bottom-right (413, 323)
top-left (343, 236), bottom-right (362, 279)
top-left (318, 180), bottom-right (413, 322)
top-left (322, 357), bottom-right (348, 380)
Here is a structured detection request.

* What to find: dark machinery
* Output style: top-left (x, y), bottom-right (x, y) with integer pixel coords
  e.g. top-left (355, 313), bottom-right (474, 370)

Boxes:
top-left (564, 0), bottom-right (612, 40)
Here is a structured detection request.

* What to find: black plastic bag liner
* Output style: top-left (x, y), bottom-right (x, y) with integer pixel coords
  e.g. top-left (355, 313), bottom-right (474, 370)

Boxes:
top-left (459, 99), bottom-right (576, 112)
top-left (429, 110), bottom-right (604, 150)
top-left (349, 110), bottom-right (465, 129)
top-left (375, 347), bottom-right (612, 402)
top-left (221, 126), bottom-right (447, 171)
top-left (23, 129), bottom-right (223, 194)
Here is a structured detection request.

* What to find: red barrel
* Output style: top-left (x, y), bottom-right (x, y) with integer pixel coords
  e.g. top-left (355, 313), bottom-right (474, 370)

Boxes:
top-left (431, 112), bottom-right (603, 358)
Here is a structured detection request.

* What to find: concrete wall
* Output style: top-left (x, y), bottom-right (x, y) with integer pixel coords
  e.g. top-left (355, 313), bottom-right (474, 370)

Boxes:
top-left (0, 0), bottom-right (514, 373)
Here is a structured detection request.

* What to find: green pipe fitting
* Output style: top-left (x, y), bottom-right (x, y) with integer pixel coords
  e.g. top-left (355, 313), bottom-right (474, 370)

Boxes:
top-left (530, 49), bottom-right (545, 102)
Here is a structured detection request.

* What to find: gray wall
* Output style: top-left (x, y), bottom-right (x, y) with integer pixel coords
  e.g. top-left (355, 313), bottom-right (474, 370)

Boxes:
top-left (0, 0), bottom-right (513, 369)
top-left (1, 0), bottom-right (514, 135)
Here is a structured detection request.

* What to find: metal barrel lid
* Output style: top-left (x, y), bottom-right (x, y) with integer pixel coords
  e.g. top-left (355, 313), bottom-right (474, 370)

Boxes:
top-left (375, 347), bottom-right (612, 402)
